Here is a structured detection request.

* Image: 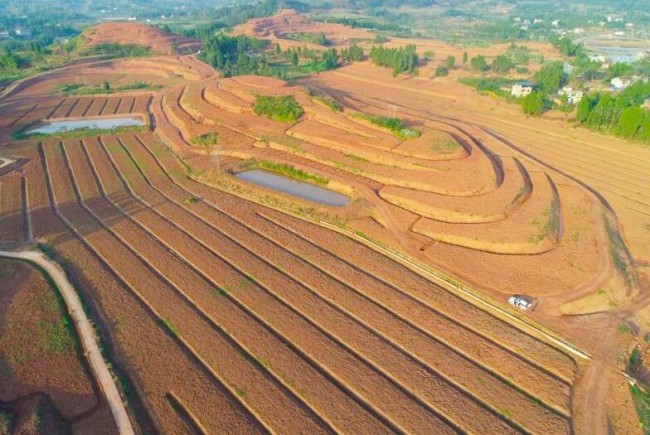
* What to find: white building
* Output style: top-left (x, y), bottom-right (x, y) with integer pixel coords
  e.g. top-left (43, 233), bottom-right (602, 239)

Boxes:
top-left (559, 87), bottom-right (584, 104)
top-left (589, 54), bottom-right (607, 63)
top-left (563, 62), bottom-right (576, 75)
top-left (611, 76), bottom-right (636, 90)
top-left (512, 81), bottom-right (535, 98)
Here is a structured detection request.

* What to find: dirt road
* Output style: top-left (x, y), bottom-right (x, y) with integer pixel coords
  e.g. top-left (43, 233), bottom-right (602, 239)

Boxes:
top-left (0, 249), bottom-right (135, 435)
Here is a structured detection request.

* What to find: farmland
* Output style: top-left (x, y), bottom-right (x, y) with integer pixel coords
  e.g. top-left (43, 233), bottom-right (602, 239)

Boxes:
top-left (0, 16), bottom-right (647, 434)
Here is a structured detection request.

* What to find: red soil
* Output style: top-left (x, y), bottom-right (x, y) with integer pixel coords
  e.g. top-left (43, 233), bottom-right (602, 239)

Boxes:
top-left (84, 22), bottom-right (201, 55)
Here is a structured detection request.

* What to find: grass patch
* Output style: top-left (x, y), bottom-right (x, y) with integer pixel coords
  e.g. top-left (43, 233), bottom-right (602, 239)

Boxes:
top-left (253, 95), bottom-right (304, 123)
top-left (458, 77), bottom-right (519, 101)
top-left (312, 95), bottom-right (342, 112)
top-left (630, 384), bottom-right (650, 432)
top-left (0, 410), bottom-right (12, 434)
top-left (190, 132), bottom-right (219, 146)
top-left (38, 317), bottom-right (75, 355)
top-left (618, 323), bottom-right (631, 334)
top-left (604, 216), bottom-right (632, 285)
top-left (355, 113), bottom-right (421, 140)
top-left (161, 318), bottom-right (179, 338)
top-left (345, 153), bottom-right (369, 163)
top-left (58, 81), bottom-right (161, 96)
top-left (631, 347), bottom-right (642, 370)
top-left (235, 388), bottom-right (246, 398)
top-left (13, 124), bottom-right (148, 141)
top-left (182, 196), bottom-right (201, 205)
top-left (248, 160), bottom-right (329, 185)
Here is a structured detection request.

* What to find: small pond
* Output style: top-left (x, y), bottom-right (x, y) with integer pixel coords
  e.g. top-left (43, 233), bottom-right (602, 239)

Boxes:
top-left (235, 169), bottom-right (350, 207)
top-left (25, 116), bottom-right (145, 135)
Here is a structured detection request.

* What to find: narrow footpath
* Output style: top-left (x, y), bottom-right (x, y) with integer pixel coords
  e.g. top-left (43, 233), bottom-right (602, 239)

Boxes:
top-left (0, 249), bottom-right (135, 435)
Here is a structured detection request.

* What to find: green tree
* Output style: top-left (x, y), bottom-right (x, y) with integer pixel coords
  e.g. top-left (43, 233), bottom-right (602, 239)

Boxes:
top-left (521, 91), bottom-right (547, 116)
top-left (274, 42), bottom-right (281, 55)
top-left (492, 55), bottom-right (513, 74)
top-left (470, 55), bottom-right (488, 72)
top-left (534, 61), bottom-right (566, 94)
top-left (462, 51), bottom-right (468, 65)
top-left (291, 50), bottom-right (299, 66)
top-left (435, 66), bottom-right (448, 77)
top-left (445, 55), bottom-right (456, 69)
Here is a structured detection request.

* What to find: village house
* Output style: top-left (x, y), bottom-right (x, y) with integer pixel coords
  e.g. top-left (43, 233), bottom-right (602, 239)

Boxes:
top-left (0, 31), bottom-right (9, 39)
top-left (558, 87), bottom-right (584, 104)
top-left (511, 81), bottom-right (535, 98)
top-left (611, 76), bottom-right (636, 91)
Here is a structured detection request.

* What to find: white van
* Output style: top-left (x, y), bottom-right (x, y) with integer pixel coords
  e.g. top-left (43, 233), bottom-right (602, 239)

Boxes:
top-left (508, 295), bottom-right (533, 311)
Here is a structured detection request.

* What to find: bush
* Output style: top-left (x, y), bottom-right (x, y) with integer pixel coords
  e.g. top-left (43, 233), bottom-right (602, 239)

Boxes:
top-left (253, 95), bottom-right (304, 122)
top-left (435, 66), bottom-right (449, 77)
top-left (190, 132), bottom-right (219, 146)
top-left (358, 113), bottom-right (422, 139)
top-left (521, 91), bottom-right (548, 116)
top-left (471, 55), bottom-right (488, 72)
top-left (254, 160), bottom-right (329, 185)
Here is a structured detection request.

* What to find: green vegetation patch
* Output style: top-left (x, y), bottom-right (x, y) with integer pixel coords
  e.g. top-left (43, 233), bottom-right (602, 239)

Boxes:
top-left (58, 81), bottom-right (161, 96)
top-left (312, 95), bottom-right (342, 112)
top-left (81, 42), bottom-right (151, 59)
top-left (630, 384), bottom-right (650, 432)
top-left (190, 132), bottom-right (219, 146)
top-left (13, 124), bottom-right (148, 141)
top-left (38, 317), bottom-right (75, 354)
top-left (458, 77), bottom-right (518, 100)
top-left (248, 160), bottom-right (329, 186)
top-left (253, 95), bottom-right (304, 123)
top-left (356, 113), bottom-right (421, 140)
top-left (0, 410), bottom-right (12, 434)
top-left (284, 32), bottom-right (329, 46)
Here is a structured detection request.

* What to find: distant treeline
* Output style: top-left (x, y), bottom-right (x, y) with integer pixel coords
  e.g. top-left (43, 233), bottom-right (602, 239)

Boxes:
top-left (577, 82), bottom-right (650, 143)
top-left (369, 44), bottom-right (418, 76)
top-left (313, 16), bottom-right (410, 35)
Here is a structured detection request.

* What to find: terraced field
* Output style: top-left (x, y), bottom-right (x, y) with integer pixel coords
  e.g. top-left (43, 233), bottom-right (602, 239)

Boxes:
top-left (0, 126), bottom-right (580, 432)
top-left (0, 26), bottom-right (640, 431)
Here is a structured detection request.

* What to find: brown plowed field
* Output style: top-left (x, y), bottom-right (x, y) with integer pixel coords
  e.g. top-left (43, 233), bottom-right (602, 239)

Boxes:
top-left (3, 25), bottom-right (640, 430)
top-left (0, 258), bottom-right (114, 434)
top-left (0, 173), bottom-right (25, 243)
top-left (83, 22), bottom-right (201, 55)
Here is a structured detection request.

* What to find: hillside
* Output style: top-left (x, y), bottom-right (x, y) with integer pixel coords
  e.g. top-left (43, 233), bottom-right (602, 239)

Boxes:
top-left (83, 21), bottom-right (202, 55)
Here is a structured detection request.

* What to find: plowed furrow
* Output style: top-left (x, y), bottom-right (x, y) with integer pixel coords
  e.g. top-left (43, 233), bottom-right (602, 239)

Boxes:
top-left (0, 176), bottom-right (24, 243)
top-left (133, 133), bottom-right (573, 407)
top-left (111, 138), bottom-right (524, 434)
top-left (87, 139), bottom-right (400, 435)
top-left (62, 140), bottom-right (325, 434)
top-left (42, 140), bottom-right (271, 434)
top-left (102, 136), bottom-right (456, 434)
top-left (262, 208), bottom-right (577, 381)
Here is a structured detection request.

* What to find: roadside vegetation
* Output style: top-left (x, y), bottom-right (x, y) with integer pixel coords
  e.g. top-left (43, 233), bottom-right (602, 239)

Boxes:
top-left (253, 95), bottom-right (304, 122)
top-left (247, 160), bottom-right (329, 185)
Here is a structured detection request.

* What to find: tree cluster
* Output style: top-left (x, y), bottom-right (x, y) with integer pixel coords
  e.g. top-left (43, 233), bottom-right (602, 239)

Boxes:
top-left (341, 44), bottom-right (364, 62)
top-left (577, 82), bottom-right (650, 143)
top-left (369, 44), bottom-right (418, 77)
top-left (200, 34), bottom-right (267, 77)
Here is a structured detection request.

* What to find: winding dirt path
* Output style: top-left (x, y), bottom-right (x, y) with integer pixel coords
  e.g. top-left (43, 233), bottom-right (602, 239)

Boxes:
top-left (0, 249), bottom-right (135, 435)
